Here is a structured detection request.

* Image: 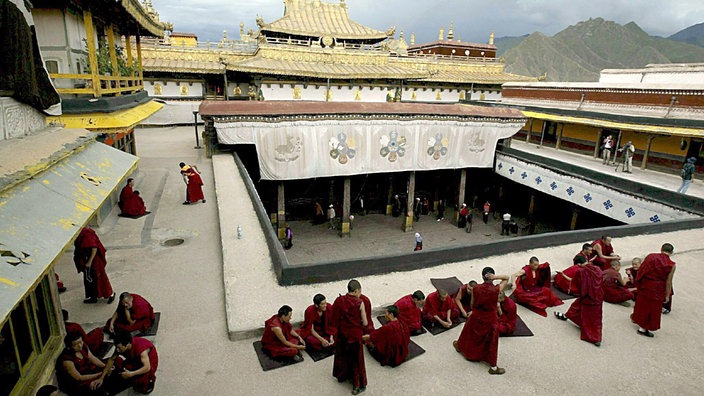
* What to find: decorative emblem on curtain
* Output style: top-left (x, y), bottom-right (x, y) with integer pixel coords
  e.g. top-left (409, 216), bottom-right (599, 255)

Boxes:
top-left (379, 131), bottom-right (406, 162)
top-left (274, 135), bottom-right (302, 162)
top-left (467, 131), bottom-right (486, 153)
top-left (427, 133), bottom-right (449, 160)
top-left (329, 132), bottom-right (356, 164)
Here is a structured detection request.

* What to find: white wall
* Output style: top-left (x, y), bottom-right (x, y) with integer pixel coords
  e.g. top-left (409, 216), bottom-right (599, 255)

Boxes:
top-left (145, 81), bottom-right (204, 97)
top-left (260, 84), bottom-right (389, 102)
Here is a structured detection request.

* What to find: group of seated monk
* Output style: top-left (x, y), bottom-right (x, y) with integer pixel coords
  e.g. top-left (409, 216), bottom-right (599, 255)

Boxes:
top-left (511, 256), bottom-right (564, 316)
top-left (119, 179), bottom-right (148, 217)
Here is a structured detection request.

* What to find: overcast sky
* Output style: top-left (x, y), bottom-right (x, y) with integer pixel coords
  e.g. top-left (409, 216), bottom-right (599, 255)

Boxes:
top-left (150, 0), bottom-right (704, 44)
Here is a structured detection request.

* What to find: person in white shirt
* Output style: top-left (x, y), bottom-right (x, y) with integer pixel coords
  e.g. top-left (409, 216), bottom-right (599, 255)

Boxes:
top-left (501, 212), bottom-right (512, 235)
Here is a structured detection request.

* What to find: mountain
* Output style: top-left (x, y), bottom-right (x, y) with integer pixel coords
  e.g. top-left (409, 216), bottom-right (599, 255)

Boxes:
top-left (495, 34), bottom-right (528, 56)
top-left (669, 22), bottom-right (704, 47)
top-left (503, 18), bottom-right (704, 82)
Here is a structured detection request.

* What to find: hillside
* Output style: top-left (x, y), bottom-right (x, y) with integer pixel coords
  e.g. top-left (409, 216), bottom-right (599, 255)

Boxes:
top-left (503, 18), bottom-right (704, 81)
top-left (495, 34), bottom-right (528, 56)
top-left (669, 22), bottom-right (704, 47)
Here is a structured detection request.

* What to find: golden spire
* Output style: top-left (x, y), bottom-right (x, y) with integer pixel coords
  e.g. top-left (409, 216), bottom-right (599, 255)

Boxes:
top-left (410, 33), bottom-right (415, 45)
top-left (439, 27), bottom-right (444, 41)
top-left (340, 0), bottom-right (347, 9)
top-left (448, 22), bottom-right (454, 41)
top-left (489, 32), bottom-right (495, 45)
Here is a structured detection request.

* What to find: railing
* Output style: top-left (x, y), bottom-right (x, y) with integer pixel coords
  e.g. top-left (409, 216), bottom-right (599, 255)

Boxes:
top-left (49, 73), bottom-right (143, 97)
top-left (137, 37), bottom-right (258, 53)
top-left (400, 52), bottom-right (503, 63)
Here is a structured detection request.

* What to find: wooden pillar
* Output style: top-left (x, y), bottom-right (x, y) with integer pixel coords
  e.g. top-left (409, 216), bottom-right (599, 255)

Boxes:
top-left (386, 175), bottom-right (394, 215)
top-left (277, 182), bottom-right (286, 239)
top-left (328, 178), bottom-right (335, 206)
top-left (106, 24), bottom-right (120, 95)
top-left (593, 131), bottom-right (601, 158)
top-left (402, 172), bottom-right (415, 232)
top-left (641, 134), bottom-right (655, 170)
top-left (125, 34), bottom-right (133, 87)
top-left (456, 169), bottom-right (466, 223)
top-left (136, 33), bottom-right (143, 86)
top-left (528, 192), bottom-right (536, 216)
top-left (340, 177), bottom-right (351, 237)
top-left (526, 119), bottom-right (533, 143)
top-left (83, 10), bottom-right (101, 97)
top-left (570, 208), bottom-right (579, 230)
top-left (555, 123), bottom-right (564, 150)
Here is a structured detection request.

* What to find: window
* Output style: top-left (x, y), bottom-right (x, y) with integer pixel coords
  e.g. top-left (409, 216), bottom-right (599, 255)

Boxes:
top-left (10, 302), bottom-right (33, 366)
top-left (45, 60), bottom-right (59, 74)
top-left (33, 276), bottom-right (56, 347)
top-left (0, 323), bottom-right (20, 396)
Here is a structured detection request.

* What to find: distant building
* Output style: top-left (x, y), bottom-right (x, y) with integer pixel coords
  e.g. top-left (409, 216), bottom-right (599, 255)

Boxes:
top-left (169, 32), bottom-right (199, 47)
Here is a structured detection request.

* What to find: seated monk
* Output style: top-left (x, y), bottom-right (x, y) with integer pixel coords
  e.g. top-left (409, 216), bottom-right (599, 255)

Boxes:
top-left (363, 305), bottom-right (410, 367)
top-left (113, 333), bottom-right (158, 394)
top-left (455, 280), bottom-right (478, 318)
top-left (555, 244), bottom-right (596, 295)
top-left (422, 288), bottom-right (460, 328)
top-left (106, 292), bottom-right (155, 337)
top-left (394, 290), bottom-right (425, 335)
top-left (625, 257), bottom-right (641, 289)
top-left (497, 291), bottom-right (517, 336)
top-left (360, 293), bottom-right (375, 335)
top-left (63, 309), bottom-right (104, 352)
top-left (603, 261), bottom-right (635, 306)
top-left (591, 235), bottom-right (621, 271)
top-left (261, 305), bottom-right (305, 361)
top-left (56, 332), bottom-right (113, 396)
top-left (299, 294), bottom-right (335, 351)
top-left (119, 178), bottom-right (147, 217)
top-left (511, 256), bottom-right (563, 316)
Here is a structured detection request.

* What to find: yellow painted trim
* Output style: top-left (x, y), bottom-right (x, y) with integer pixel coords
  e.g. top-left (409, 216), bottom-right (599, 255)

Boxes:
top-left (522, 111), bottom-right (704, 137)
top-left (0, 277), bottom-right (18, 286)
top-left (46, 100), bottom-right (163, 130)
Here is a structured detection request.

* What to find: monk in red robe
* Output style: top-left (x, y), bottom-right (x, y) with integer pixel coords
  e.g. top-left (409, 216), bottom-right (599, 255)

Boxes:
top-left (114, 333), bottom-right (159, 394)
top-left (106, 293), bottom-right (155, 337)
top-left (332, 280), bottom-right (368, 395)
top-left (455, 280), bottom-right (478, 318)
top-left (555, 255), bottom-right (604, 346)
top-left (299, 294), bottom-right (335, 351)
top-left (554, 244), bottom-right (595, 295)
top-left (632, 243), bottom-right (676, 337)
top-left (453, 267), bottom-right (509, 375)
top-left (497, 291), bottom-right (517, 336)
top-left (119, 178), bottom-right (147, 216)
top-left (363, 305), bottom-right (410, 367)
top-left (422, 289), bottom-right (460, 328)
top-left (179, 162), bottom-right (205, 204)
top-left (602, 261), bottom-right (634, 305)
top-left (360, 293), bottom-right (374, 335)
top-left (394, 290), bottom-right (425, 335)
top-left (261, 305), bottom-right (305, 360)
top-left (56, 332), bottom-right (112, 395)
top-left (625, 257), bottom-right (641, 289)
top-left (63, 309), bottom-right (104, 352)
top-left (591, 235), bottom-right (621, 271)
top-left (511, 257), bottom-right (563, 316)
top-left (73, 227), bottom-right (115, 304)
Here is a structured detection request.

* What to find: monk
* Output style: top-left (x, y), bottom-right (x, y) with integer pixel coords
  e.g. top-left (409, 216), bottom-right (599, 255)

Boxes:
top-left (55, 332), bottom-right (113, 396)
top-left (591, 235), bottom-right (621, 271)
top-left (625, 257), bottom-right (641, 289)
top-left (555, 255), bottom-right (604, 346)
top-left (554, 243), bottom-right (595, 295)
top-left (106, 292), bottom-right (155, 337)
top-left (363, 305), bottom-right (410, 367)
top-left (394, 290), bottom-right (425, 335)
top-left (632, 243), bottom-right (676, 337)
top-left (497, 291), bottom-right (517, 336)
top-left (119, 178), bottom-right (147, 217)
top-left (511, 257), bottom-right (563, 316)
top-left (422, 288), bottom-right (460, 329)
top-left (63, 309), bottom-right (104, 352)
top-left (299, 294), bottom-right (335, 351)
top-left (360, 293), bottom-right (374, 335)
top-left (453, 267), bottom-right (509, 375)
top-left (113, 333), bottom-right (158, 394)
top-left (602, 261), bottom-right (634, 305)
top-left (455, 280), bottom-right (478, 318)
top-left (332, 280), bottom-right (368, 395)
top-left (261, 305), bottom-right (305, 361)
top-left (73, 227), bottom-right (115, 304)
top-left (179, 162), bottom-right (205, 205)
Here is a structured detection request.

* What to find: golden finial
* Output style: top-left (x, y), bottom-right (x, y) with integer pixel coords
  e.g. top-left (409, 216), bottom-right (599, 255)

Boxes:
top-left (448, 22), bottom-right (454, 41)
top-left (439, 28), bottom-right (444, 41)
top-left (340, 0), bottom-right (348, 9)
top-left (223, 30), bottom-right (228, 39)
top-left (489, 32), bottom-right (495, 45)
top-left (410, 33), bottom-right (415, 45)
top-left (399, 31), bottom-right (404, 39)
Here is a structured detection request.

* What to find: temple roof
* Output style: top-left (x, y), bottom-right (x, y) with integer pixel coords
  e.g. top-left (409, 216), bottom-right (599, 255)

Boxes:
top-left (417, 69), bottom-right (537, 84)
top-left (229, 57), bottom-right (427, 79)
top-left (142, 58), bottom-right (225, 74)
top-left (259, 0), bottom-right (391, 41)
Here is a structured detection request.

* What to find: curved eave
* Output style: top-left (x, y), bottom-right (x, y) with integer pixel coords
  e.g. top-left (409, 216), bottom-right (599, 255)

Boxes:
top-left (121, 0), bottom-right (168, 37)
top-left (261, 28), bottom-right (388, 42)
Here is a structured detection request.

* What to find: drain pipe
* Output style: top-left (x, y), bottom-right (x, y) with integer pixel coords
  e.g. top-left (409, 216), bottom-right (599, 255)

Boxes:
top-left (664, 96), bottom-right (677, 118)
top-left (576, 93), bottom-right (586, 110)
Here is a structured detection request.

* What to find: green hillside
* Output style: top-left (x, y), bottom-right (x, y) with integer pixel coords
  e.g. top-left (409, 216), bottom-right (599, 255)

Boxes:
top-left (669, 22), bottom-right (704, 47)
top-left (503, 18), bottom-right (704, 81)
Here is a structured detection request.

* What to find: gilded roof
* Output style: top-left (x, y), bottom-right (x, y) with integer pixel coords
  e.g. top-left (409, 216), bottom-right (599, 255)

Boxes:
top-left (121, 0), bottom-right (169, 37)
top-left (142, 58), bottom-right (225, 74)
top-left (418, 69), bottom-right (537, 84)
top-left (260, 0), bottom-right (390, 40)
top-left (229, 57), bottom-right (428, 79)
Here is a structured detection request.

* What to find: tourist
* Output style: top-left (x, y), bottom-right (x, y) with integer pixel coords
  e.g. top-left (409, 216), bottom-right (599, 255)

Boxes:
top-left (455, 280), bottom-right (478, 319)
top-left (261, 305), bottom-right (305, 360)
top-left (327, 204), bottom-right (336, 230)
top-left (105, 292), bottom-right (155, 337)
top-left (413, 197), bottom-right (422, 221)
top-left (391, 194), bottom-right (402, 217)
top-left (511, 256), bottom-right (563, 316)
top-left (497, 291), bottom-right (517, 336)
top-left (677, 157), bottom-right (697, 194)
top-left (501, 211), bottom-right (511, 235)
top-left (591, 235), bottom-right (621, 271)
top-left (453, 267), bottom-right (509, 375)
top-left (73, 227), bottom-right (115, 304)
top-left (421, 288), bottom-right (459, 328)
top-left (458, 203), bottom-right (469, 228)
top-left (554, 255), bottom-right (604, 346)
top-left (394, 291), bottom-right (425, 335)
top-left (602, 261), bottom-right (634, 305)
top-left (601, 135), bottom-right (613, 164)
top-left (56, 332), bottom-right (112, 396)
top-left (436, 199), bottom-right (445, 221)
top-left (618, 141), bottom-right (636, 173)
top-left (414, 232), bottom-right (423, 251)
top-left (179, 162), bottom-right (205, 205)
top-left (332, 280), bottom-right (368, 395)
top-left (114, 333), bottom-right (159, 394)
top-left (313, 201), bottom-right (326, 224)
top-left (119, 178), bottom-right (147, 216)
top-left (299, 294), bottom-right (335, 351)
top-left (632, 243), bottom-right (676, 337)
top-left (363, 305), bottom-right (410, 367)
top-left (482, 201), bottom-right (491, 224)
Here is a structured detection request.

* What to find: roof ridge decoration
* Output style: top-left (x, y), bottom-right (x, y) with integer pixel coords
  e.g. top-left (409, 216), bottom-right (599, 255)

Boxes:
top-left (261, 0), bottom-right (392, 42)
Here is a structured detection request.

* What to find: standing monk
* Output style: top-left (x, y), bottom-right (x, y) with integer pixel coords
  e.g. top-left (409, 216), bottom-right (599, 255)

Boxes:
top-left (554, 255), bottom-right (604, 346)
top-left (179, 162), bottom-right (205, 205)
top-left (591, 235), bottom-right (620, 271)
top-left (394, 291), bottom-right (425, 335)
top-left (511, 257), bottom-right (563, 316)
top-left (632, 243), bottom-right (676, 337)
top-left (105, 292), bottom-right (155, 337)
top-left (497, 291), bottom-right (517, 336)
top-left (363, 305), bottom-right (410, 367)
top-left (261, 305), bottom-right (305, 361)
top-left (73, 227), bottom-right (115, 304)
top-left (453, 267), bottom-right (509, 375)
top-left (299, 294), bottom-right (335, 352)
top-left (332, 280), bottom-right (368, 395)
top-left (422, 289), bottom-right (460, 329)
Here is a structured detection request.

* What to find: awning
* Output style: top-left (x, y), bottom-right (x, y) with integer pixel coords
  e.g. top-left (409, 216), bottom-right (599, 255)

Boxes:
top-left (46, 100), bottom-right (164, 132)
top-left (522, 110), bottom-right (704, 137)
top-left (0, 134), bottom-right (137, 324)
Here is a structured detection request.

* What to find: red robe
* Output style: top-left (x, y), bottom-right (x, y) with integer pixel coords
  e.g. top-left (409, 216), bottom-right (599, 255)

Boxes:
top-left (332, 293), bottom-right (366, 389)
top-left (456, 284), bottom-right (473, 314)
top-left (56, 344), bottom-right (103, 395)
top-left (107, 294), bottom-right (155, 334)
top-left (553, 265), bottom-right (580, 296)
top-left (498, 298), bottom-right (517, 336)
top-left (394, 295), bottom-right (422, 332)
top-left (298, 304), bottom-right (334, 351)
top-left (360, 294), bottom-right (374, 335)
top-left (422, 291), bottom-right (460, 324)
top-left (65, 321), bottom-right (104, 352)
top-left (182, 168), bottom-right (204, 203)
top-left (119, 184), bottom-right (147, 216)
top-left (367, 320), bottom-right (410, 367)
top-left (73, 227), bottom-right (113, 299)
top-left (261, 315), bottom-right (299, 358)
top-left (512, 263), bottom-right (563, 317)
top-left (565, 264), bottom-right (604, 343)
top-left (456, 281), bottom-right (500, 366)
top-left (118, 337), bottom-right (158, 393)
top-left (632, 253), bottom-right (675, 331)
top-left (591, 239), bottom-right (615, 271)
top-left (602, 268), bottom-right (634, 303)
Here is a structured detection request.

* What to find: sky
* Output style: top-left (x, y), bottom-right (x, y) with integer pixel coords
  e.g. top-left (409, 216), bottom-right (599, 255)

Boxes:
top-left (150, 0), bottom-right (704, 44)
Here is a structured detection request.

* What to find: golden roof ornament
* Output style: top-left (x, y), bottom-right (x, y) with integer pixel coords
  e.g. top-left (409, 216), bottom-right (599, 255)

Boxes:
top-left (340, 0), bottom-right (347, 9)
top-left (410, 33), bottom-right (415, 45)
top-left (385, 26), bottom-right (396, 37)
top-left (438, 28), bottom-right (444, 41)
top-left (448, 22), bottom-right (454, 41)
top-left (489, 32), bottom-right (495, 45)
